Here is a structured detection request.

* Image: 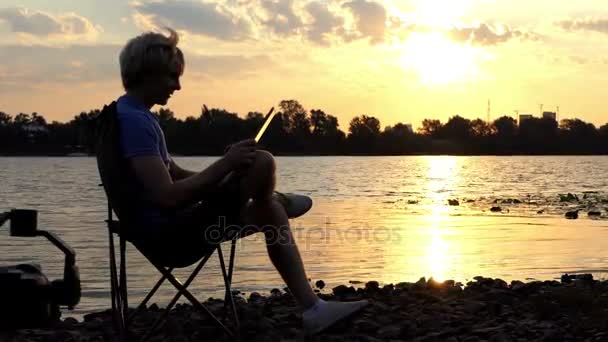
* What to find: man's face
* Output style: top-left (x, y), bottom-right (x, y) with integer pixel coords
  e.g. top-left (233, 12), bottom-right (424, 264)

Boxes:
top-left (145, 65), bottom-right (182, 106)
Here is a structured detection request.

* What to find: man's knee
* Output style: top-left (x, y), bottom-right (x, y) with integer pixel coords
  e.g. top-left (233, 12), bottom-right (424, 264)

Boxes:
top-left (244, 150), bottom-right (276, 198)
top-left (253, 150), bottom-right (275, 176)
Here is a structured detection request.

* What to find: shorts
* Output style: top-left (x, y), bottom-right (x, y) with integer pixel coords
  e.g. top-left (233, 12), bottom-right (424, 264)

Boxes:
top-left (130, 174), bottom-right (251, 268)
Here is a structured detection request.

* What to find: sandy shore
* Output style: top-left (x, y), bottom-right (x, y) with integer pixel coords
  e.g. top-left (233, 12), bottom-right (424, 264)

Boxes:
top-left (3, 273), bottom-right (608, 341)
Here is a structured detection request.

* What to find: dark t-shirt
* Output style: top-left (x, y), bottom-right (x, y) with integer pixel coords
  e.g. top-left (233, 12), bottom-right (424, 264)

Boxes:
top-left (116, 94), bottom-right (171, 230)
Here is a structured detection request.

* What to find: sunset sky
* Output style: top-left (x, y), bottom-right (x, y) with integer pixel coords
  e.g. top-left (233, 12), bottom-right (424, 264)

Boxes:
top-left (1, 0), bottom-right (607, 129)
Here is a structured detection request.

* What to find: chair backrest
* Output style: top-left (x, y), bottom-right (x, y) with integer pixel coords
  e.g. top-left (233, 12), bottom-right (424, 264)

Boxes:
top-left (95, 102), bottom-right (137, 233)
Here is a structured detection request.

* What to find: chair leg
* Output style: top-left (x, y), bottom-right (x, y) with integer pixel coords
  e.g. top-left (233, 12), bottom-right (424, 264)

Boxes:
top-left (108, 230), bottom-right (126, 339)
top-left (224, 238), bottom-right (237, 305)
top-left (119, 235), bottom-right (129, 329)
top-left (218, 243), bottom-right (240, 335)
top-left (141, 250), bottom-right (234, 341)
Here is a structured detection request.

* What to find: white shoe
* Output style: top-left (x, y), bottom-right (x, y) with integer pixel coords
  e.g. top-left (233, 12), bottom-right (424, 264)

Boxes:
top-left (274, 192), bottom-right (313, 218)
top-left (302, 299), bottom-right (368, 335)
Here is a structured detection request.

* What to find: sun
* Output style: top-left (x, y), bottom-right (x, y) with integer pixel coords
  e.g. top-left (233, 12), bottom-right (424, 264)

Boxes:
top-left (399, 31), bottom-right (481, 86)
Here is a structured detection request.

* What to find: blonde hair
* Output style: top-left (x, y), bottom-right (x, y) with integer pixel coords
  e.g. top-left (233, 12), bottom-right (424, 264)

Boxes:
top-left (119, 27), bottom-right (185, 90)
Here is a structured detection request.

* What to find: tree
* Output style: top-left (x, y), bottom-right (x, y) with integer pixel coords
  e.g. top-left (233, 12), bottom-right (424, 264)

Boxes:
top-left (492, 116), bottom-right (517, 139)
top-left (381, 123), bottom-right (414, 154)
top-left (13, 113), bottom-right (31, 126)
top-left (559, 118), bottom-right (598, 153)
top-left (279, 100), bottom-right (309, 135)
top-left (278, 99), bottom-right (311, 152)
top-left (441, 115), bottom-right (471, 141)
top-left (418, 119), bottom-right (442, 137)
top-left (518, 117), bottom-right (558, 154)
top-left (348, 115), bottom-right (381, 154)
top-left (470, 119), bottom-right (493, 137)
top-left (0, 112), bottom-right (12, 126)
top-left (309, 109), bottom-right (345, 154)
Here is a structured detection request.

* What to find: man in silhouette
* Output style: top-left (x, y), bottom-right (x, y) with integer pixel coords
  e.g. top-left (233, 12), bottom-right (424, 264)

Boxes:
top-left (115, 28), bottom-right (367, 334)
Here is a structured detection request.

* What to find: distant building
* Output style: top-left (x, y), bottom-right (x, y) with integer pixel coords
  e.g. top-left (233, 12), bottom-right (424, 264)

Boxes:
top-left (22, 123), bottom-right (48, 134)
top-left (21, 123), bottom-right (49, 141)
top-left (519, 114), bottom-right (533, 125)
top-left (542, 111), bottom-right (557, 121)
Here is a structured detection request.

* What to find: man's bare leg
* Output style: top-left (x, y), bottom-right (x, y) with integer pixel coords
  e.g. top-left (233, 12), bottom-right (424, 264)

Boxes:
top-left (240, 150), bottom-right (368, 334)
top-left (240, 151), bottom-right (317, 309)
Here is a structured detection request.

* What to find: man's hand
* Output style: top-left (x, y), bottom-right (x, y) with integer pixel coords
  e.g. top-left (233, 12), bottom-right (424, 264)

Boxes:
top-left (223, 139), bottom-right (256, 171)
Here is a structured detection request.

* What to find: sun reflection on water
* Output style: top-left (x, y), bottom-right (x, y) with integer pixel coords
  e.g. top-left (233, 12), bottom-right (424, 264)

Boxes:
top-left (424, 156), bottom-right (460, 281)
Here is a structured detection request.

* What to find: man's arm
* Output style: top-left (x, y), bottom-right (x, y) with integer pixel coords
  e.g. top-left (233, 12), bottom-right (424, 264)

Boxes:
top-left (169, 159), bottom-right (196, 180)
top-left (130, 139), bottom-right (256, 210)
top-left (131, 156), bottom-right (231, 209)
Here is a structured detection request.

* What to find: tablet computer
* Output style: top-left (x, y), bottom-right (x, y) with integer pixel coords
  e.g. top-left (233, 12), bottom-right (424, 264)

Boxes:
top-left (255, 107), bottom-right (276, 143)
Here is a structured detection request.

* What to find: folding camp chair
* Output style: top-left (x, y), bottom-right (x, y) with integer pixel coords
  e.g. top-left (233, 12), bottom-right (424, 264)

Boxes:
top-left (103, 199), bottom-right (240, 342)
top-left (94, 101), bottom-right (240, 341)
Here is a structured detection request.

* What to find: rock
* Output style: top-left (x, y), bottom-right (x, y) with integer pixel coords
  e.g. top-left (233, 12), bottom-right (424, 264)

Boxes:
top-left (537, 209), bottom-right (545, 214)
top-left (463, 300), bottom-right (486, 313)
top-left (315, 280), bottom-right (326, 290)
top-left (353, 318), bottom-right (380, 333)
top-left (588, 211), bottom-right (602, 217)
top-left (490, 332), bottom-right (511, 342)
top-left (560, 193), bottom-right (579, 202)
top-left (541, 329), bottom-right (563, 342)
top-left (427, 277), bottom-right (445, 290)
top-left (62, 317), bottom-right (79, 326)
top-left (565, 210), bottom-right (579, 219)
top-left (448, 199), bottom-right (460, 206)
top-left (407, 200), bottom-right (419, 204)
top-left (493, 279), bottom-right (508, 289)
top-left (249, 292), bottom-right (263, 302)
top-left (381, 284), bottom-right (394, 294)
top-left (395, 282), bottom-right (412, 290)
top-left (365, 281), bottom-right (380, 291)
top-left (333, 285), bottom-right (356, 297)
top-left (511, 280), bottom-right (525, 291)
top-left (413, 277), bottom-right (427, 290)
top-left (377, 324), bottom-right (403, 339)
top-left (270, 288), bottom-right (282, 296)
top-left (490, 206), bottom-right (502, 212)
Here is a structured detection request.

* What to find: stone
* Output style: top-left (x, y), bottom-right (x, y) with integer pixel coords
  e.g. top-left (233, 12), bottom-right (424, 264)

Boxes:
top-left (315, 280), bottom-right (326, 289)
top-left (565, 210), bottom-right (579, 219)
top-left (377, 324), bottom-right (403, 339)
top-left (490, 206), bottom-right (502, 212)
top-left (333, 285), bottom-right (356, 297)
top-left (448, 199), bottom-right (460, 206)
top-left (365, 281), bottom-right (380, 291)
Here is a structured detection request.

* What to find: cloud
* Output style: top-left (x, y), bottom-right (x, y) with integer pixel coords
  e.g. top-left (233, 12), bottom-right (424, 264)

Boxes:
top-left (0, 44), bottom-right (120, 85)
top-left (304, 1), bottom-right (344, 45)
top-left (0, 7), bottom-right (101, 39)
top-left (260, 0), bottom-right (304, 35)
top-left (447, 23), bottom-right (535, 46)
top-left (342, 0), bottom-right (387, 44)
top-left (132, 0), bottom-right (252, 41)
top-left (557, 17), bottom-right (608, 34)
top-left (185, 53), bottom-right (273, 78)
top-left (0, 43), bottom-right (272, 90)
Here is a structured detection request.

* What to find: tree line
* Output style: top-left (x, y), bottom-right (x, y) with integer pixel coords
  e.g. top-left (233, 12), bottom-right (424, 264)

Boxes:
top-left (1, 99), bottom-right (608, 155)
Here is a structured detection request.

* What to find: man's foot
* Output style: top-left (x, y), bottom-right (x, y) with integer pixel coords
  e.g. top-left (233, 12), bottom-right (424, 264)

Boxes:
top-left (274, 192), bottom-right (313, 218)
top-left (302, 299), bottom-right (368, 335)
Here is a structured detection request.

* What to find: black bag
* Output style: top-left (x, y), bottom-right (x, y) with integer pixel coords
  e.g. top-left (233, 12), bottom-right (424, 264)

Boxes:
top-left (95, 102), bottom-right (138, 234)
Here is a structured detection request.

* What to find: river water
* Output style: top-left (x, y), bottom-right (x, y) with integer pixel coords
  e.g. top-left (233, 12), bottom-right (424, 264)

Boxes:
top-left (1, 156), bottom-right (608, 317)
